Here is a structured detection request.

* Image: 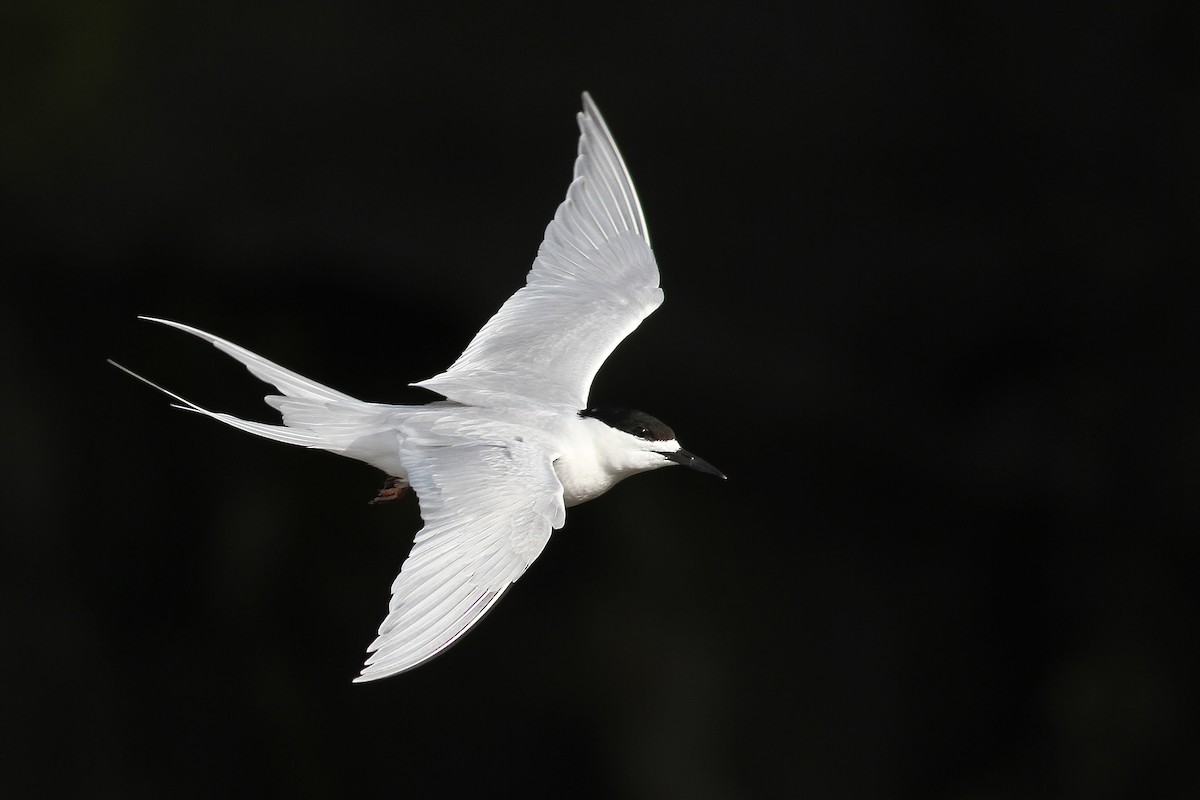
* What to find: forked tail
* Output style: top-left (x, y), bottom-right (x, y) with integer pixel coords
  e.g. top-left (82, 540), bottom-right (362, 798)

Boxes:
top-left (111, 318), bottom-right (388, 455)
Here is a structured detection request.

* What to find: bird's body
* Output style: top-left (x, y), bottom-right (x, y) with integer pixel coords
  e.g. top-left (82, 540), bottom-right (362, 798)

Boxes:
top-left (119, 93), bottom-right (722, 681)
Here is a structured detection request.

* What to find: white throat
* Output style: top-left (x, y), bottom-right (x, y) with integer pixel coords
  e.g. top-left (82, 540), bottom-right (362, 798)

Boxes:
top-left (553, 415), bottom-right (677, 506)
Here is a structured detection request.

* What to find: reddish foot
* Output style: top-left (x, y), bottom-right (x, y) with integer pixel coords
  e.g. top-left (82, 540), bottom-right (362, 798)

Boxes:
top-left (369, 476), bottom-right (408, 505)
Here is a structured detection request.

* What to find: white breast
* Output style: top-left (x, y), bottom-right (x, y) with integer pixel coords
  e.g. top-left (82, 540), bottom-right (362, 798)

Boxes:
top-left (551, 414), bottom-right (647, 507)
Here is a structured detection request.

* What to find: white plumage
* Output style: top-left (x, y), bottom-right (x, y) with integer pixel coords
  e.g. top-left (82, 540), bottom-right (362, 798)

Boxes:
top-left (117, 93), bottom-right (722, 681)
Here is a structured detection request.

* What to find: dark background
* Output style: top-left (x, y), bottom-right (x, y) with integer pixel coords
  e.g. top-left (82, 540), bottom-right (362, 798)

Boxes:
top-left (4, 2), bottom-right (1196, 797)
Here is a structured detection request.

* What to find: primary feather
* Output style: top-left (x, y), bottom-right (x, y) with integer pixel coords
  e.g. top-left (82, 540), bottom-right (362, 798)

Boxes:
top-left (414, 92), bottom-right (663, 410)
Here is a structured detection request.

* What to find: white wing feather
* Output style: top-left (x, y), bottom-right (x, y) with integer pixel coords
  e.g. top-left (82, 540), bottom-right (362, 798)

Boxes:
top-left (355, 441), bottom-right (566, 681)
top-left (414, 92), bottom-right (663, 410)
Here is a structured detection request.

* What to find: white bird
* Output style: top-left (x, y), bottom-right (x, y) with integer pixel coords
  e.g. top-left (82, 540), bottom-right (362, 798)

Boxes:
top-left (115, 92), bottom-right (724, 682)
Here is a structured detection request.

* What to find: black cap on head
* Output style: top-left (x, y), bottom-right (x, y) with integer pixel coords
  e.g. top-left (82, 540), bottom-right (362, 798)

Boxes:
top-left (579, 407), bottom-right (676, 441)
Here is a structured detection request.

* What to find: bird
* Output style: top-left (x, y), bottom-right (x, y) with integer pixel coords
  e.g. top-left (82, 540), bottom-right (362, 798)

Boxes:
top-left (114, 92), bottom-right (725, 682)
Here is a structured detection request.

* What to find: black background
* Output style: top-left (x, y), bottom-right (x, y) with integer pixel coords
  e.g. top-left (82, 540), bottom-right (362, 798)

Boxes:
top-left (4, 2), bottom-right (1197, 798)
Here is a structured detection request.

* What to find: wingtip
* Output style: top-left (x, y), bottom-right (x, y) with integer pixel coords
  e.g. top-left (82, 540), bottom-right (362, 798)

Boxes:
top-left (137, 315), bottom-right (206, 339)
top-left (580, 91), bottom-right (603, 125)
top-left (137, 314), bottom-right (177, 328)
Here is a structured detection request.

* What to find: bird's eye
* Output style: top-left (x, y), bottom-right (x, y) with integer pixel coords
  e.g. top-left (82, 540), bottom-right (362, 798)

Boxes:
top-left (635, 426), bottom-right (649, 437)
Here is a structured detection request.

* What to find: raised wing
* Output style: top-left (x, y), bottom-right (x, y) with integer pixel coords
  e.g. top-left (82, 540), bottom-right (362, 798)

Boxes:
top-left (414, 92), bottom-right (663, 411)
top-left (355, 440), bottom-right (566, 681)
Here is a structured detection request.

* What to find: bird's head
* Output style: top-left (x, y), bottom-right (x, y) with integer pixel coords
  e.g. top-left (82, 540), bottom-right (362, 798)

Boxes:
top-left (579, 407), bottom-right (726, 479)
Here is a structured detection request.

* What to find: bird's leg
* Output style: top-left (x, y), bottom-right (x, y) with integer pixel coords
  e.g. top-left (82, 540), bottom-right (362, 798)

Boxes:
top-left (369, 476), bottom-right (408, 505)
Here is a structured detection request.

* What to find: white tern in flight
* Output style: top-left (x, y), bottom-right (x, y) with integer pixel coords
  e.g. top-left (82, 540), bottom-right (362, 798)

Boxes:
top-left (115, 93), bottom-right (724, 681)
